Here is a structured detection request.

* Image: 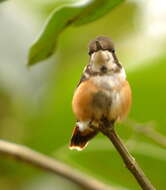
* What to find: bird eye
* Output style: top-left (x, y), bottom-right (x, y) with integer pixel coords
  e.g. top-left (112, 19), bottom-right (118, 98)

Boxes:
top-left (88, 49), bottom-right (96, 55)
top-left (110, 48), bottom-right (115, 53)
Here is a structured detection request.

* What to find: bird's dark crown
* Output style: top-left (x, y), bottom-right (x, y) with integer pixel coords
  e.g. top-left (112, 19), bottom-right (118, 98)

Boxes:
top-left (88, 36), bottom-right (115, 55)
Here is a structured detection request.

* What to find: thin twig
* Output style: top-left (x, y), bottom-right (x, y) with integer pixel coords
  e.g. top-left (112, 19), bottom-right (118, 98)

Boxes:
top-left (0, 140), bottom-right (113, 190)
top-left (99, 123), bottom-right (156, 190)
top-left (126, 119), bottom-right (166, 149)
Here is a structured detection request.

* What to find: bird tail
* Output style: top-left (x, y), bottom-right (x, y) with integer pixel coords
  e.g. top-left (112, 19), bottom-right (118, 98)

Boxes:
top-left (69, 125), bottom-right (98, 151)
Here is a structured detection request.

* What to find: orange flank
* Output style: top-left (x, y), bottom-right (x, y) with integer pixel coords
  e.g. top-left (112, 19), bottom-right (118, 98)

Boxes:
top-left (72, 80), bottom-right (98, 121)
top-left (109, 80), bottom-right (132, 121)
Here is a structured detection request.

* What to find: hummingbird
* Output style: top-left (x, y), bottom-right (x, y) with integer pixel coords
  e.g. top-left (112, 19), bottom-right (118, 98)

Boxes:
top-left (69, 36), bottom-right (132, 150)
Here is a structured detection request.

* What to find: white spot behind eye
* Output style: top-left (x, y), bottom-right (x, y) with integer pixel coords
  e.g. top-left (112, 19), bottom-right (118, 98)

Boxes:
top-left (107, 52), bottom-right (114, 63)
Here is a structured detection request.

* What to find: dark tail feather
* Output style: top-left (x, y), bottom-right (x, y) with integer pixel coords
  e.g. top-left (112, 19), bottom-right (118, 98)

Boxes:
top-left (69, 126), bottom-right (98, 151)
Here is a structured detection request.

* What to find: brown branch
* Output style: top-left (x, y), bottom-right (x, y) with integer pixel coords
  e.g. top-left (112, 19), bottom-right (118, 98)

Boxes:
top-left (126, 119), bottom-right (166, 149)
top-left (0, 140), bottom-right (113, 190)
top-left (99, 123), bottom-right (156, 190)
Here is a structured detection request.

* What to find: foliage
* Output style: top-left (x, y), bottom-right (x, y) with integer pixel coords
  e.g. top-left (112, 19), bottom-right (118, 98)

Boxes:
top-left (28, 0), bottom-right (123, 66)
top-left (0, 0), bottom-right (7, 2)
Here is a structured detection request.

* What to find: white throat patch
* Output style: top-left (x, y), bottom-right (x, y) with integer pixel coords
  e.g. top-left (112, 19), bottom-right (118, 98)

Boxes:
top-left (92, 67), bottom-right (126, 89)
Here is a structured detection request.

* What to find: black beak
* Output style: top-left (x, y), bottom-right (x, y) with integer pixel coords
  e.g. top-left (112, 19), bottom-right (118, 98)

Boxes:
top-left (95, 41), bottom-right (102, 51)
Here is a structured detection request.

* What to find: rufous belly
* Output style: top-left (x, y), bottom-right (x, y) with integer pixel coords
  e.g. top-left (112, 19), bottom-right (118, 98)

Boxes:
top-left (72, 79), bottom-right (131, 122)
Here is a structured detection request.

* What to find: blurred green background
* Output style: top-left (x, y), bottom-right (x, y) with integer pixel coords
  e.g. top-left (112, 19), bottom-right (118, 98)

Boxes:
top-left (0, 0), bottom-right (166, 190)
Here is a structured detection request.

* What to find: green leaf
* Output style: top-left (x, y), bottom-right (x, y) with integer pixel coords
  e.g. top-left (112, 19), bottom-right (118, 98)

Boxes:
top-left (0, 0), bottom-right (7, 2)
top-left (28, 0), bottom-right (123, 66)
